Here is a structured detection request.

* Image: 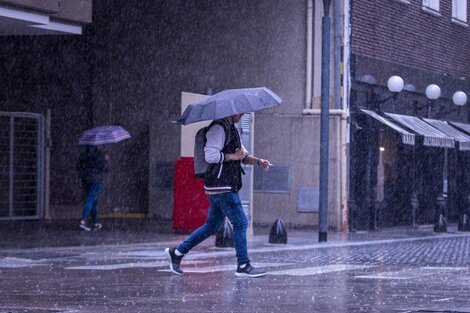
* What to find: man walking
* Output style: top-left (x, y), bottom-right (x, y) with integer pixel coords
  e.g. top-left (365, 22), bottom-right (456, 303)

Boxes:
top-left (165, 113), bottom-right (271, 277)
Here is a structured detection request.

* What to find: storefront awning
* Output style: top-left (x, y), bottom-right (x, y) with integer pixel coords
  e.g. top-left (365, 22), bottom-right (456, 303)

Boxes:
top-left (449, 121), bottom-right (470, 136)
top-left (385, 112), bottom-right (455, 148)
top-left (424, 118), bottom-right (470, 151)
top-left (360, 109), bottom-right (415, 145)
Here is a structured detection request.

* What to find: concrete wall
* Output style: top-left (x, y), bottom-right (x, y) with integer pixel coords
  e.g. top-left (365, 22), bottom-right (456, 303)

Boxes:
top-left (88, 0), bottom-right (343, 229)
top-left (0, 35), bottom-right (92, 219)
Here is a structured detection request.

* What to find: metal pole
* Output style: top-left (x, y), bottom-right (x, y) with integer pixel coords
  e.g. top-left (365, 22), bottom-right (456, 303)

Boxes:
top-left (427, 99), bottom-right (447, 232)
top-left (319, 0), bottom-right (331, 242)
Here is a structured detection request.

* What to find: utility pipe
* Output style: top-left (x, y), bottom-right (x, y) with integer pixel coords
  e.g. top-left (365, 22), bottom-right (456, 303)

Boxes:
top-left (334, 0), bottom-right (342, 109)
top-left (342, 0), bottom-right (351, 232)
top-left (304, 0), bottom-right (314, 113)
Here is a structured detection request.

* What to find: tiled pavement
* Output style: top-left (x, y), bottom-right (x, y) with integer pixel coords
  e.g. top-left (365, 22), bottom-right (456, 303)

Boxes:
top-left (1, 221), bottom-right (470, 312)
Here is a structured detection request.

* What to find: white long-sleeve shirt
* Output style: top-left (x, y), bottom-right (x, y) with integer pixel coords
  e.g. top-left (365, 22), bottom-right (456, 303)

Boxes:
top-left (204, 124), bottom-right (247, 164)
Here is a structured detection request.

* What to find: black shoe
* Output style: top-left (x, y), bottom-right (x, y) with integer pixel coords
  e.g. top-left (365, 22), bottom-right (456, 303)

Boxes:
top-left (235, 263), bottom-right (267, 278)
top-left (165, 247), bottom-right (183, 275)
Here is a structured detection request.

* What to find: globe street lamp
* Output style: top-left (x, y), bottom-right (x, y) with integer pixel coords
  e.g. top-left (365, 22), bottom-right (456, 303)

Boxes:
top-left (453, 91), bottom-right (467, 106)
top-left (387, 75), bottom-right (405, 93)
top-left (425, 84), bottom-right (441, 117)
top-left (363, 75), bottom-right (404, 113)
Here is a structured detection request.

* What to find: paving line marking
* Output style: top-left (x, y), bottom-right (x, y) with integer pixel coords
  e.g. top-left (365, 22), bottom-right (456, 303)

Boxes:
top-left (355, 266), bottom-right (466, 280)
top-left (431, 297), bottom-right (454, 302)
top-left (0, 257), bottom-right (51, 268)
top-left (65, 260), bottom-right (208, 270)
top-left (268, 264), bottom-right (373, 276)
top-left (0, 307), bottom-right (78, 313)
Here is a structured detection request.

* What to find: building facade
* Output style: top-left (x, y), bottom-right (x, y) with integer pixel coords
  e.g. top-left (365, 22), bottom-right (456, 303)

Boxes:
top-left (6, 0), bottom-right (468, 234)
top-left (0, 1), bottom-right (349, 231)
top-left (349, 0), bottom-right (470, 231)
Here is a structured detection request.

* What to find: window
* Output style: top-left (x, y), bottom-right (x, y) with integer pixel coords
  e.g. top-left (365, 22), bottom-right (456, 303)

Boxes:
top-left (423, 0), bottom-right (440, 12)
top-left (453, 0), bottom-right (467, 23)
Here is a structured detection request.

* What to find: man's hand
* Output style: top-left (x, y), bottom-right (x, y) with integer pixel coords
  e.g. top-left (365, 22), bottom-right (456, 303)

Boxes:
top-left (258, 158), bottom-right (271, 170)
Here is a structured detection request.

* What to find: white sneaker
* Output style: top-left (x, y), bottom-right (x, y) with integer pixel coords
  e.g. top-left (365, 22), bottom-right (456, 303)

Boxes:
top-left (93, 223), bottom-right (103, 231)
top-left (80, 221), bottom-right (91, 231)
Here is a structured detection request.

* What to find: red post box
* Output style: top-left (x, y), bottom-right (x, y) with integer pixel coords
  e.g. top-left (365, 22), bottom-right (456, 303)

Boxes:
top-left (173, 157), bottom-right (209, 232)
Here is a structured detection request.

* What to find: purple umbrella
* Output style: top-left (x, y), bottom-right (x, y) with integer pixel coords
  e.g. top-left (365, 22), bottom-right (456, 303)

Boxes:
top-left (78, 125), bottom-right (131, 145)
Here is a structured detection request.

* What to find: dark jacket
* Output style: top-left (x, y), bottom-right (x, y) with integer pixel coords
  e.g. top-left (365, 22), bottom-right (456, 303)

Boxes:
top-left (76, 146), bottom-right (108, 189)
top-left (204, 118), bottom-right (243, 193)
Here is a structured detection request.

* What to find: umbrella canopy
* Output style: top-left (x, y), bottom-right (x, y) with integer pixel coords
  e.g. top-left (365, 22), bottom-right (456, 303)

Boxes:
top-left (173, 87), bottom-right (282, 125)
top-left (78, 125), bottom-right (131, 145)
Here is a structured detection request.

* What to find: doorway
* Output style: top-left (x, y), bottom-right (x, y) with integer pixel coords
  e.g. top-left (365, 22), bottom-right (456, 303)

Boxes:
top-left (0, 112), bottom-right (44, 220)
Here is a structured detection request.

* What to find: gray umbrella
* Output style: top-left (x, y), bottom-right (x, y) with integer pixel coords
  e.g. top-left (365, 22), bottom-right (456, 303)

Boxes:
top-left (173, 87), bottom-right (282, 125)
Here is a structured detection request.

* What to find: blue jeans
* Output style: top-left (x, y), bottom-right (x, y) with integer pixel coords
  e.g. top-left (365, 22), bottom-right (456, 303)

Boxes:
top-left (177, 192), bottom-right (249, 266)
top-left (82, 181), bottom-right (103, 224)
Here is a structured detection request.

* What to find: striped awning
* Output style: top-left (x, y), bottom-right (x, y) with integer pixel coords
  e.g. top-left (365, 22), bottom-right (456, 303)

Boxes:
top-left (360, 109), bottom-right (415, 145)
top-left (449, 121), bottom-right (470, 136)
top-left (385, 113), bottom-right (455, 148)
top-left (424, 118), bottom-right (470, 151)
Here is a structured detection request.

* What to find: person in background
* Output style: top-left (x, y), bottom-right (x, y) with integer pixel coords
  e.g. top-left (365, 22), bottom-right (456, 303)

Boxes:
top-left (76, 146), bottom-right (109, 231)
top-left (165, 113), bottom-right (271, 277)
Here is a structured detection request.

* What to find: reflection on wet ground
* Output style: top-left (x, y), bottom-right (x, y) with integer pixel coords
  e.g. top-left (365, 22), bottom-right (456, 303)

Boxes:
top-left (0, 222), bottom-right (470, 312)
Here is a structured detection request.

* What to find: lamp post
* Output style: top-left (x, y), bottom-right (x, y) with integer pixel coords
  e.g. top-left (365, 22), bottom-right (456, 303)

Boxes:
top-left (424, 83), bottom-right (449, 232)
top-left (451, 91), bottom-right (468, 231)
top-left (363, 75), bottom-right (404, 230)
top-left (319, 0), bottom-right (331, 242)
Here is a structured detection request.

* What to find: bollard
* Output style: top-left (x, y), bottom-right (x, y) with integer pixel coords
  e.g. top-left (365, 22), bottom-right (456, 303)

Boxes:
top-left (458, 213), bottom-right (470, 231)
top-left (215, 218), bottom-right (234, 247)
top-left (459, 195), bottom-right (470, 232)
top-left (433, 196), bottom-right (447, 233)
top-left (410, 193), bottom-right (419, 227)
top-left (268, 218), bottom-right (288, 244)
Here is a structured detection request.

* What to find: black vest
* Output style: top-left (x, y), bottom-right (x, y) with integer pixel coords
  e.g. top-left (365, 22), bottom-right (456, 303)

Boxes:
top-left (204, 118), bottom-right (243, 193)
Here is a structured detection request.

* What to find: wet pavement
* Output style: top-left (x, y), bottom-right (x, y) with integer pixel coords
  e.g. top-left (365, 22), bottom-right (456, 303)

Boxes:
top-left (1, 220), bottom-right (470, 312)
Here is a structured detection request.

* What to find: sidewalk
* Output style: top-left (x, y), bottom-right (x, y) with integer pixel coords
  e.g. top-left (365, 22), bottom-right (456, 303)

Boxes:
top-left (1, 219), bottom-right (470, 313)
top-left (0, 218), bottom-right (460, 251)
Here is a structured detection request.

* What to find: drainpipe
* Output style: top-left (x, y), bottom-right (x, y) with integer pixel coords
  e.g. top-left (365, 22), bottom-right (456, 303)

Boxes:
top-left (342, 0), bottom-right (351, 232)
top-left (334, 0), bottom-right (341, 109)
top-left (303, 0), bottom-right (314, 114)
